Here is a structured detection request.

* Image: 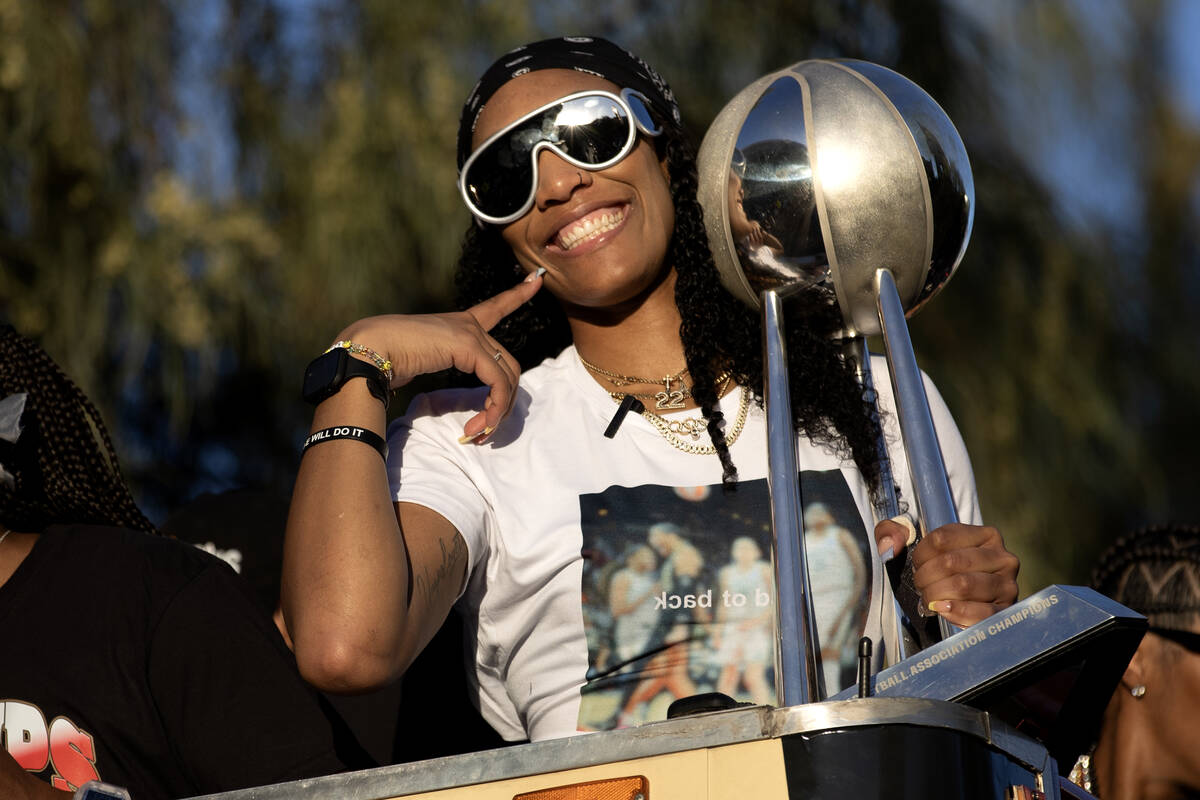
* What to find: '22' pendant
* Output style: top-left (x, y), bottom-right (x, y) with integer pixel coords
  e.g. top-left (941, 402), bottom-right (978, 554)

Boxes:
top-left (655, 390), bottom-right (686, 410)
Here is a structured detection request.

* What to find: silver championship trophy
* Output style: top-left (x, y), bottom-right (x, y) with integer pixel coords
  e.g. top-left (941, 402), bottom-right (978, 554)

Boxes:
top-left (697, 58), bottom-right (974, 702)
top-left (696, 59), bottom-right (1145, 777)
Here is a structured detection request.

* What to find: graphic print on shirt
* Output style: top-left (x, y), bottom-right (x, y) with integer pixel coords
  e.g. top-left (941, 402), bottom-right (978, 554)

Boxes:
top-left (2, 699), bottom-right (100, 791)
top-left (576, 470), bottom-right (871, 731)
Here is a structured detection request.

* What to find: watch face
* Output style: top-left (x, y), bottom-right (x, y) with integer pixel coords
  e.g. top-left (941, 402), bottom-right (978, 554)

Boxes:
top-left (302, 349), bottom-right (345, 404)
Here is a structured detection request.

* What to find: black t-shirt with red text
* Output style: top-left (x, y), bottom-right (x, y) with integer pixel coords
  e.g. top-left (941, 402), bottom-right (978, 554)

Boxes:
top-left (0, 524), bottom-right (368, 799)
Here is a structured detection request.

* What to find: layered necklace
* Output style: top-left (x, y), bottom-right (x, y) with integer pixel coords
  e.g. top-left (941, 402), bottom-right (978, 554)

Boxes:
top-left (579, 355), bottom-right (750, 455)
top-left (577, 354), bottom-right (692, 410)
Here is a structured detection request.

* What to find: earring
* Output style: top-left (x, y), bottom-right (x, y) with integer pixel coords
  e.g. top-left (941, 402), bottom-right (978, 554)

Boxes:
top-left (1130, 684), bottom-right (1146, 698)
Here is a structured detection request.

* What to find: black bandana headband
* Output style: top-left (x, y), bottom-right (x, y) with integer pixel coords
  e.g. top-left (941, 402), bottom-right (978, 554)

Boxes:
top-left (456, 36), bottom-right (683, 171)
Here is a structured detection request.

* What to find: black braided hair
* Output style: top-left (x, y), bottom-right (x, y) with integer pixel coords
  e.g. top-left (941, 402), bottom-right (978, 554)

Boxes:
top-left (1092, 523), bottom-right (1200, 631)
top-left (0, 325), bottom-right (156, 534)
top-left (454, 118), bottom-right (884, 496)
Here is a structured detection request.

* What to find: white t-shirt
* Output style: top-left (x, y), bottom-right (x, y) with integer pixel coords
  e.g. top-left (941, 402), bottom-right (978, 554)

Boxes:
top-left (388, 345), bottom-right (980, 741)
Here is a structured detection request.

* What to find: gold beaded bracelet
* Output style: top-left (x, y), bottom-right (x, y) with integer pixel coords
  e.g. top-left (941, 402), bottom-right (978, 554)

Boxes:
top-left (326, 340), bottom-right (394, 382)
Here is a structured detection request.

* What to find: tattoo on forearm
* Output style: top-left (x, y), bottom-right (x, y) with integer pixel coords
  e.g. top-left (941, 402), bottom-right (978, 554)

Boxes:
top-left (408, 533), bottom-right (466, 609)
top-left (403, 537), bottom-right (415, 608)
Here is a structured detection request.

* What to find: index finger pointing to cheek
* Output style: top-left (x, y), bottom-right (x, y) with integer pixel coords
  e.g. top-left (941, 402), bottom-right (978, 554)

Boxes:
top-left (469, 268), bottom-right (545, 332)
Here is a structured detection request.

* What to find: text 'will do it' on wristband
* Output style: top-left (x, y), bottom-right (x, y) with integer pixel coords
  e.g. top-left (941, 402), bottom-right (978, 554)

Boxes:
top-left (302, 426), bottom-right (388, 461)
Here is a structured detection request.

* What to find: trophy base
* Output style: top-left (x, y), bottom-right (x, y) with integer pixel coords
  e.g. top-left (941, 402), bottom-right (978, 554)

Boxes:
top-left (829, 584), bottom-right (1146, 770)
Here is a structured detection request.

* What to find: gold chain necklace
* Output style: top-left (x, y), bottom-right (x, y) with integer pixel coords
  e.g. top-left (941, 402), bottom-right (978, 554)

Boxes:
top-left (612, 384), bottom-right (751, 455)
top-left (579, 353), bottom-right (690, 409)
top-left (606, 371), bottom-right (731, 404)
top-left (613, 385), bottom-right (693, 407)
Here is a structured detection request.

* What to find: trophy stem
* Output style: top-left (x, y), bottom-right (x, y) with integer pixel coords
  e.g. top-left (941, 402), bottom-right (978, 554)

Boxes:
top-left (873, 268), bottom-right (957, 642)
top-left (844, 336), bottom-right (912, 665)
top-left (762, 288), bottom-right (824, 706)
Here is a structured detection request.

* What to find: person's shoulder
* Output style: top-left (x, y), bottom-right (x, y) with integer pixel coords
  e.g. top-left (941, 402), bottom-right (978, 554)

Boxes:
top-left (512, 346), bottom-right (590, 414)
top-left (31, 525), bottom-right (245, 632)
top-left (44, 523), bottom-right (231, 585)
top-left (866, 352), bottom-right (955, 419)
top-left (519, 346), bottom-right (577, 386)
top-left (400, 384), bottom-right (487, 419)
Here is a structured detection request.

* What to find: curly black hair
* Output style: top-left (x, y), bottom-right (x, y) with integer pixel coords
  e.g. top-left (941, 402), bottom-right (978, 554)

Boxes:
top-left (0, 325), bottom-right (156, 534)
top-left (454, 122), bottom-right (885, 497)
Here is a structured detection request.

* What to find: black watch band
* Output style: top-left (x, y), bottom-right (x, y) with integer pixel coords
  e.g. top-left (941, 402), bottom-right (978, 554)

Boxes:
top-left (302, 348), bottom-right (390, 410)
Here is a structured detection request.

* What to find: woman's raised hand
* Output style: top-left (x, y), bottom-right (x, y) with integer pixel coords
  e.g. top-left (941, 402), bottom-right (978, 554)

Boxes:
top-left (284, 275), bottom-right (548, 693)
top-left (335, 269), bottom-right (544, 442)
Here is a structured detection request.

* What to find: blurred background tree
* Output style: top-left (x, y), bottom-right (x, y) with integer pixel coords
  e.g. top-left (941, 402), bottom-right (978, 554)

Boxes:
top-left (1, 0), bottom-right (1196, 593)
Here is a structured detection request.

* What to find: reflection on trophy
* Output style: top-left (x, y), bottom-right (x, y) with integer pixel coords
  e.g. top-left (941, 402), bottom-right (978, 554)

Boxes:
top-left (699, 59), bottom-right (973, 325)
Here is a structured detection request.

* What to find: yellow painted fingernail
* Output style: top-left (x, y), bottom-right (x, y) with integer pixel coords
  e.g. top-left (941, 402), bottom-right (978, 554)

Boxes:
top-left (457, 425), bottom-right (496, 445)
top-left (928, 600), bottom-right (952, 614)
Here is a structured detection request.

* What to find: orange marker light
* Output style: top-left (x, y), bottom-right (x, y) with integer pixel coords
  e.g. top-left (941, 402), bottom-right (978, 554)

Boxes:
top-left (514, 774), bottom-right (648, 800)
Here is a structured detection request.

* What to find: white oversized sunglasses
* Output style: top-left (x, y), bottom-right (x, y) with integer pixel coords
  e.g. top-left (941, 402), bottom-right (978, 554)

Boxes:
top-left (459, 88), bottom-right (663, 225)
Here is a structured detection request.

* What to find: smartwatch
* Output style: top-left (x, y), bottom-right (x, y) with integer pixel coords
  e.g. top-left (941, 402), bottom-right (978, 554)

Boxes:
top-left (302, 347), bottom-right (390, 410)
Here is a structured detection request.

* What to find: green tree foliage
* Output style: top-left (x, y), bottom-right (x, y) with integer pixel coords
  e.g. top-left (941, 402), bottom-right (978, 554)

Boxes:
top-left (1, 0), bottom-right (1196, 590)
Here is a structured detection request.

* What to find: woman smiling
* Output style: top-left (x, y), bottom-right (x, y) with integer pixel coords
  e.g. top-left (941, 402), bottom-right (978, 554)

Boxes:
top-left (282, 36), bottom-right (1019, 742)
